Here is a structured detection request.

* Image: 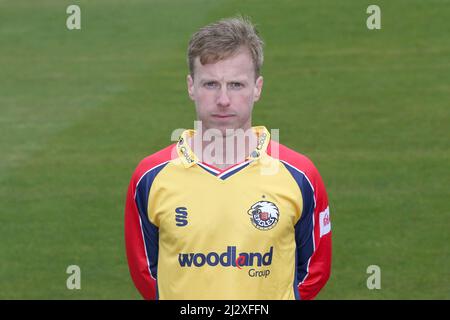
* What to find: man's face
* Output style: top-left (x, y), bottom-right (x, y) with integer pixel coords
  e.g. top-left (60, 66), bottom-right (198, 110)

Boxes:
top-left (187, 48), bottom-right (263, 135)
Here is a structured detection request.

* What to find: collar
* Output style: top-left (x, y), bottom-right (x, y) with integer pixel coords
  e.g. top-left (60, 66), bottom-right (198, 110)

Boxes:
top-left (176, 126), bottom-right (270, 168)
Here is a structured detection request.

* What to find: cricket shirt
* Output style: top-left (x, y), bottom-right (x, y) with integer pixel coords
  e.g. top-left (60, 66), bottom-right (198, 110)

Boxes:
top-left (125, 126), bottom-right (332, 300)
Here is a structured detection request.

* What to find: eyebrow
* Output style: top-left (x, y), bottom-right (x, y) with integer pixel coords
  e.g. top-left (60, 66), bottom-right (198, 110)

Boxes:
top-left (199, 78), bottom-right (249, 84)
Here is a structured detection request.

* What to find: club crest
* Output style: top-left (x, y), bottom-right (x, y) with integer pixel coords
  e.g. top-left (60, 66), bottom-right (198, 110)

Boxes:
top-left (247, 201), bottom-right (279, 230)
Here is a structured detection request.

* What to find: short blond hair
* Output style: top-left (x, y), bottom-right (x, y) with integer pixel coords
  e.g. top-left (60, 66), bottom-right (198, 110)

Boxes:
top-left (187, 15), bottom-right (264, 80)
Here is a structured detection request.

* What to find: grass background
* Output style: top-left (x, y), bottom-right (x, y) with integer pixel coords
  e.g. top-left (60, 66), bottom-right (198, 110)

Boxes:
top-left (0, 0), bottom-right (449, 299)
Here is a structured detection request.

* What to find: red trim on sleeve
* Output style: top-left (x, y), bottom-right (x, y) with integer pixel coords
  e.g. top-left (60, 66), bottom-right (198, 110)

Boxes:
top-left (268, 140), bottom-right (332, 300)
top-left (124, 144), bottom-right (176, 300)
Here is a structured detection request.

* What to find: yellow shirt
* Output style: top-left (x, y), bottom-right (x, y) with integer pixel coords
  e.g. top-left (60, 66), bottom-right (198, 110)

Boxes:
top-left (125, 126), bottom-right (331, 300)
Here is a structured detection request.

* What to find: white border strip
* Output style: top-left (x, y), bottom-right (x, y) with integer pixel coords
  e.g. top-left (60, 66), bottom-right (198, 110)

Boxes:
top-left (217, 160), bottom-right (252, 178)
top-left (279, 160), bottom-right (317, 288)
top-left (138, 215), bottom-right (156, 280)
top-left (134, 160), bottom-right (171, 199)
top-left (197, 162), bottom-right (221, 175)
top-left (133, 160), bottom-right (170, 282)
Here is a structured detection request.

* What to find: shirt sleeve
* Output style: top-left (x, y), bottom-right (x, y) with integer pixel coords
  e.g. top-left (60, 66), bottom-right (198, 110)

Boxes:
top-left (294, 167), bottom-right (332, 300)
top-left (124, 165), bottom-right (163, 300)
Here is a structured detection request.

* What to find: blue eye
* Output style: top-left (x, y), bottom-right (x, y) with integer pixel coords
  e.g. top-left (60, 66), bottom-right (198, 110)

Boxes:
top-left (204, 82), bottom-right (219, 89)
top-left (229, 82), bottom-right (243, 89)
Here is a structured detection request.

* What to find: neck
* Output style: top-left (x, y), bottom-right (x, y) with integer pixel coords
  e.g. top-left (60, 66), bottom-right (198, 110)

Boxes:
top-left (189, 127), bottom-right (258, 170)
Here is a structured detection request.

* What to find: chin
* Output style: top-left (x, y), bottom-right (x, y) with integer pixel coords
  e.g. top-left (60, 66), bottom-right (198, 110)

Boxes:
top-left (201, 118), bottom-right (250, 136)
top-left (216, 124), bottom-right (243, 136)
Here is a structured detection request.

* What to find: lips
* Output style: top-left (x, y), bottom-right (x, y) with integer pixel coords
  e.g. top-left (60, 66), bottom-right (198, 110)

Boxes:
top-left (212, 114), bottom-right (235, 118)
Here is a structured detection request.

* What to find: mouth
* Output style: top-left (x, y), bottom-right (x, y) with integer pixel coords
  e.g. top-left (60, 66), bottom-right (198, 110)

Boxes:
top-left (212, 114), bottom-right (236, 119)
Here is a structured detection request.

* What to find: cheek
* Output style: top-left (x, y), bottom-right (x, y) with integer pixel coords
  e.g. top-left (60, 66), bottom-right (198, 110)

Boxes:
top-left (194, 90), bottom-right (209, 105)
top-left (199, 89), bottom-right (216, 103)
top-left (235, 92), bottom-right (255, 113)
top-left (194, 92), bottom-right (214, 117)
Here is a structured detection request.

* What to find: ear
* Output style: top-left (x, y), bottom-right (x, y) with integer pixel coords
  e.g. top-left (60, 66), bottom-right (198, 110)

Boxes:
top-left (187, 74), bottom-right (195, 101)
top-left (253, 76), bottom-right (263, 102)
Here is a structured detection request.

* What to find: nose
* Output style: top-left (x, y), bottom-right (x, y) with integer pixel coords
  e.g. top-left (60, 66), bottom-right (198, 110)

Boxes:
top-left (216, 87), bottom-right (231, 107)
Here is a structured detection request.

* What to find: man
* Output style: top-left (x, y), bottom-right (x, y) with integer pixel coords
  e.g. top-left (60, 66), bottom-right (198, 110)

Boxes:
top-left (125, 16), bottom-right (331, 300)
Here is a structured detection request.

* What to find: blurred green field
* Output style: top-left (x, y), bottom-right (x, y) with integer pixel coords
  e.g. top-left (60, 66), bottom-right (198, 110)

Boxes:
top-left (0, 0), bottom-right (449, 299)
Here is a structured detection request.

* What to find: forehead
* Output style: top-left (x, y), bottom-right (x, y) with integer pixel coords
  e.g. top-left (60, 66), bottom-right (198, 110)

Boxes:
top-left (194, 49), bottom-right (255, 80)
